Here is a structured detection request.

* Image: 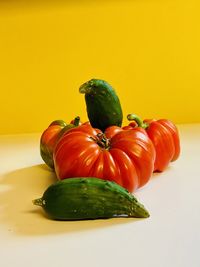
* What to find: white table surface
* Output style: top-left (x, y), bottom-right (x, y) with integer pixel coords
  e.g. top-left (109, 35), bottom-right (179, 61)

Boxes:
top-left (0, 124), bottom-right (200, 267)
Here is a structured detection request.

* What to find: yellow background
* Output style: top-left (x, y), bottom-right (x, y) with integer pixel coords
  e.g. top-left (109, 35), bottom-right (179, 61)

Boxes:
top-left (0, 0), bottom-right (200, 134)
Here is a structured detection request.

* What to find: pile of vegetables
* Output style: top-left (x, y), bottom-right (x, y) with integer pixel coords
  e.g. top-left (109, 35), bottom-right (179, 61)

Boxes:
top-left (34, 79), bottom-right (180, 220)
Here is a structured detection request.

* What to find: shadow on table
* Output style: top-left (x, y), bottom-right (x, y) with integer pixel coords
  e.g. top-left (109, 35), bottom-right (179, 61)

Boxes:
top-left (0, 165), bottom-right (142, 236)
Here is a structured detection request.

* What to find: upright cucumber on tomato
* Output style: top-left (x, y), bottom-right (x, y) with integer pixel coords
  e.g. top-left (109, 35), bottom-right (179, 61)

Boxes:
top-left (79, 79), bottom-right (123, 132)
top-left (33, 177), bottom-right (150, 220)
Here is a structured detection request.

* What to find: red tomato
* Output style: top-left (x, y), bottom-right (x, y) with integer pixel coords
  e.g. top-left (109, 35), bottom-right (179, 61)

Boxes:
top-left (40, 120), bottom-right (67, 169)
top-left (53, 123), bottom-right (155, 192)
top-left (127, 114), bottom-right (180, 172)
top-left (104, 124), bottom-right (147, 139)
top-left (40, 117), bottom-right (82, 169)
top-left (144, 119), bottom-right (180, 171)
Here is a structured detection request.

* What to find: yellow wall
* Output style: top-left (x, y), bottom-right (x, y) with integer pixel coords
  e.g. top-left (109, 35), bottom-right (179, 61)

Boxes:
top-left (0, 0), bottom-right (200, 134)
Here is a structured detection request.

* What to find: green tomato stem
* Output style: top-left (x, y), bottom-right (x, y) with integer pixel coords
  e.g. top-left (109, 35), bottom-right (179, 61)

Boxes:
top-left (127, 114), bottom-right (149, 129)
top-left (49, 120), bottom-right (67, 127)
top-left (73, 116), bottom-right (80, 126)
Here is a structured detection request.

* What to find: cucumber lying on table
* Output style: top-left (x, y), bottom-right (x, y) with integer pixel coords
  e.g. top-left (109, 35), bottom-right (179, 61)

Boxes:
top-left (33, 177), bottom-right (150, 220)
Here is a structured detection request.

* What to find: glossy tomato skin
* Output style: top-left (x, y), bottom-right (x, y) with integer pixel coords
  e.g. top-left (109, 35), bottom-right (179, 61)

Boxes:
top-left (104, 124), bottom-right (148, 139)
top-left (40, 120), bottom-right (67, 169)
top-left (143, 119), bottom-right (180, 172)
top-left (127, 118), bottom-right (180, 172)
top-left (53, 123), bottom-right (155, 192)
top-left (155, 119), bottom-right (180, 162)
top-left (40, 117), bottom-right (85, 169)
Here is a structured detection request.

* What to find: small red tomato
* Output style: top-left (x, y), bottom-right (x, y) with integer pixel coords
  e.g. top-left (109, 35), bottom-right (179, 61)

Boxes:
top-left (127, 114), bottom-right (180, 172)
top-left (40, 117), bottom-right (81, 169)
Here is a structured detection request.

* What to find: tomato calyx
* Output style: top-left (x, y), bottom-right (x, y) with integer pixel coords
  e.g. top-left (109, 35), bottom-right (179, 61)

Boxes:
top-left (91, 132), bottom-right (110, 149)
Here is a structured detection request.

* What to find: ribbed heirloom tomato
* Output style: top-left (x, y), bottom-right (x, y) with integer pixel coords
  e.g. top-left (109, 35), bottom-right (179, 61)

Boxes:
top-left (127, 114), bottom-right (180, 172)
top-left (53, 123), bottom-right (155, 192)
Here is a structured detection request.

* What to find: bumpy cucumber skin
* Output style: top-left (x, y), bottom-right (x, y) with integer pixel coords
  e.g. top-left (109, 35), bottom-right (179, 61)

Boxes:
top-left (79, 79), bottom-right (123, 132)
top-left (34, 177), bottom-right (149, 220)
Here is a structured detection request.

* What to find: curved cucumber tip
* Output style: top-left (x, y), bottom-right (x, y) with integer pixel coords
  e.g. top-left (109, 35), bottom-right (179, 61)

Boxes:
top-left (79, 83), bottom-right (91, 94)
top-left (33, 198), bottom-right (45, 207)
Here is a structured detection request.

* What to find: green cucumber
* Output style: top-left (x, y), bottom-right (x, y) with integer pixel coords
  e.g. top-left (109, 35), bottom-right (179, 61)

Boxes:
top-left (33, 177), bottom-right (149, 220)
top-left (79, 79), bottom-right (123, 132)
